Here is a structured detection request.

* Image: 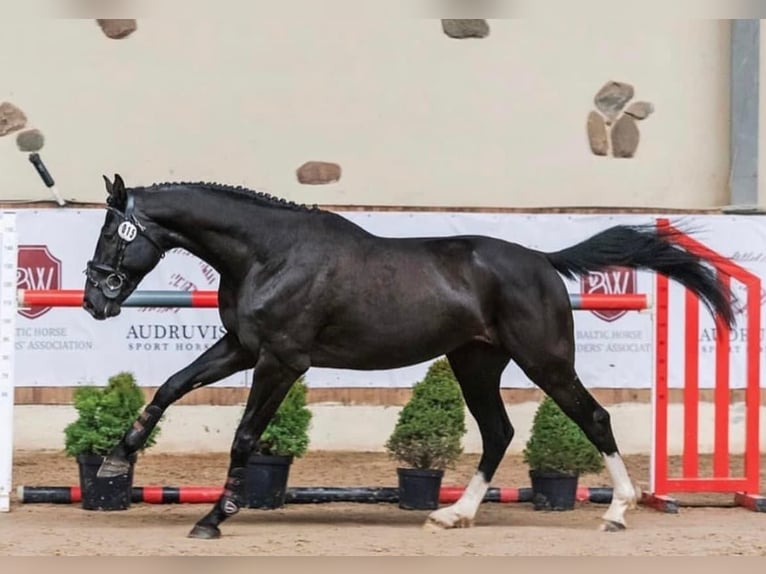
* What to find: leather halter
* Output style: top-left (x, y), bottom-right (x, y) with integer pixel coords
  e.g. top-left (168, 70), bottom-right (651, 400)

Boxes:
top-left (85, 193), bottom-right (164, 300)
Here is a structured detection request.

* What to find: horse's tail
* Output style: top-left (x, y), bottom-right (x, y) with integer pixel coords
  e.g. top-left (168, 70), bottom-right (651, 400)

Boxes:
top-left (544, 224), bottom-right (736, 327)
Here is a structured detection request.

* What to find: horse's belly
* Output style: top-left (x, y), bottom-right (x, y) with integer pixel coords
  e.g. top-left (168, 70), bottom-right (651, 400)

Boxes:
top-left (309, 310), bottom-right (491, 370)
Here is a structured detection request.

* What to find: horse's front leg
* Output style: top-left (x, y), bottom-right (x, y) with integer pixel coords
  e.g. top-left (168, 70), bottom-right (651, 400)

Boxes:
top-left (188, 349), bottom-right (305, 540)
top-left (97, 333), bottom-right (255, 477)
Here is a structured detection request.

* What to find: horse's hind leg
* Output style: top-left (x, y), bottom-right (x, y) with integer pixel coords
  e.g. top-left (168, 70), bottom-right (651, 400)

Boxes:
top-left (501, 301), bottom-right (638, 530)
top-left (426, 342), bottom-right (512, 530)
top-left (522, 360), bottom-right (637, 530)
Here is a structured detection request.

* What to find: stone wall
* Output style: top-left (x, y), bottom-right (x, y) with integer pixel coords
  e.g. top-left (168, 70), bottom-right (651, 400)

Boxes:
top-left (0, 18), bottom-right (731, 208)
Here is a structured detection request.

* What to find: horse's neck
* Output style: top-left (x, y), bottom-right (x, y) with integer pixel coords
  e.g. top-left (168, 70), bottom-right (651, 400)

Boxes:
top-left (140, 186), bottom-right (283, 279)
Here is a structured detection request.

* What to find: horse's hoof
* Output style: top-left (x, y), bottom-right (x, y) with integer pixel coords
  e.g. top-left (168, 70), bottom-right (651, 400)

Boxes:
top-left (423, 515), bottom-right (473, 531)
top-left (96, 456), bottom-right (131, 478)
top-left (600, 520), bottom-right (626, 532)
top-left (422, 518), bottom-right (446, 532)
top-left (188, 524), bottom-right (221, 540)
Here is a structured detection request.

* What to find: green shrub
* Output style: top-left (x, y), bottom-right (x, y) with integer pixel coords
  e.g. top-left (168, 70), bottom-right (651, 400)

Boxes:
top-left (255, 377), bottom-right (312, 458)
top-left (64, 371), bottom-right (160, 457)
top-left (385, 358), bottom-right (467, 470)
top-left (522, 395), bottom-right (604, 475)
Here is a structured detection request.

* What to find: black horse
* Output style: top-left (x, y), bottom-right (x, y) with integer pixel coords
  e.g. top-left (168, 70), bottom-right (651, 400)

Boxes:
top-left (83, 175), bottom-right (734, 539)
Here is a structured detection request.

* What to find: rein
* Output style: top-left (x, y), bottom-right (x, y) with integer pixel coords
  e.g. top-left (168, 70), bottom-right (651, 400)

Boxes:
top-left (85, 193), bottom-right (164, 300)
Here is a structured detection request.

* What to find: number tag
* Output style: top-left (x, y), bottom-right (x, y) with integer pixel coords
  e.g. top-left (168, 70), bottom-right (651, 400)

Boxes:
top-left (118, 221), bottom-right (138, 242)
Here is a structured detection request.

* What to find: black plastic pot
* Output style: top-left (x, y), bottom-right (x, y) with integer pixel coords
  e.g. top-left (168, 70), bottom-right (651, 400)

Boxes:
top-left (245, 454), bottom-right (294, 509)
top-left (529, 469), bottom-right (579, 511)
top-left (397, 467), bottom-right (444, 510)
top-left (77, 453), bottom-right (136, 511)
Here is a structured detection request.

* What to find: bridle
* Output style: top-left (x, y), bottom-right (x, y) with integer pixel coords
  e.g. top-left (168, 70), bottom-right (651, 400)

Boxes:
top-left (85, 193), bottom-right (164, 300)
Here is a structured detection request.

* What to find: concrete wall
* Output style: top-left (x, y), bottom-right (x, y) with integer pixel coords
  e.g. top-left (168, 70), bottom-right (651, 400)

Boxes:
top-left (15, 402), bottom-right (766, 456)
top-left (1, 18), bottom-right (731, 208)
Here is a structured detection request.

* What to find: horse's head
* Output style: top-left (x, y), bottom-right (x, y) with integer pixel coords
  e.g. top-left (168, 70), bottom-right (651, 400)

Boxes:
top-left (83, 174), bottom-right (165, 320)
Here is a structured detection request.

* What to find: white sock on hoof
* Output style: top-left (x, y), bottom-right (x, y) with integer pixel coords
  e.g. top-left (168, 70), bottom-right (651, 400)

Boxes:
top-left (426, 472), bottom-right (489, 529)
top-left (601, 452), bottom-right (636, 527)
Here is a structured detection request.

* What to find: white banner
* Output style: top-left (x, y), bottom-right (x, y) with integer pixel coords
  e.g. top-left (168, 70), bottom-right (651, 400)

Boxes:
top-left (3, 209), bottom-right (764, 389)
top-left (0, 212), bottom-right (17, 511)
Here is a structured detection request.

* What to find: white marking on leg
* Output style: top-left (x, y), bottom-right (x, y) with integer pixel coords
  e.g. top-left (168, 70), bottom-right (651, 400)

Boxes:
top-left (425, 472), bottom-right (489, 529)
top-left (601, 452), bottom-right (637, 529)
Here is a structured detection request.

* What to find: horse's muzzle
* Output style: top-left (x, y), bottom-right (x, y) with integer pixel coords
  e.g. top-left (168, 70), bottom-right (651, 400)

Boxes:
top-left (82, 294), bottom-right (121, 320)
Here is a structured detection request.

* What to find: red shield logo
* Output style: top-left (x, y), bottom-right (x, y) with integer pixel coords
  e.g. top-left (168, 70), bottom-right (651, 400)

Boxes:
top-left (16, 245), bottom-right (62, 319)
top-left (580, 267), bottom-right (636, 322)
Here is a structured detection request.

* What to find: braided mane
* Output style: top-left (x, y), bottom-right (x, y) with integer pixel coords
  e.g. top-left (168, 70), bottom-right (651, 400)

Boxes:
top-left (141, 181), bottom-right (321, 213)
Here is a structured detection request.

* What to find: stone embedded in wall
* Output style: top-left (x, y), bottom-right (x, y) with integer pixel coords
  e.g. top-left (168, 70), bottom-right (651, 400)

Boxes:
top-left (625, 101), bottom-right (654, 121)
top-left (594, 81), bottom-right (634, 123)
top-left (16, 129), bottom-right (45, 152)
top-left (97, 19), bottom-right (138, 39)
top-left (610, 115), bottom-right (640, 158)
top-left (441, 19), bottom-right (490, 39)
top-left (296, 161), bottom-right (342, 185)
top-left (0, 102), bottom-right (27, 137)
top-left (587, 81), bottom-right (653, 158)
top-left (587, 111), bottom-right (609, 156)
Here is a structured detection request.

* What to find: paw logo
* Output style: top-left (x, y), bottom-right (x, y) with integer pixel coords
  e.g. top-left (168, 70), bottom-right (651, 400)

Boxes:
top-left (587, 81), bottom-right (654, 158)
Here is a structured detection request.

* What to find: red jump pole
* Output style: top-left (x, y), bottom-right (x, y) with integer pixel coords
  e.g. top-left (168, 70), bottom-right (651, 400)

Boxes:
top-left (18, 289), bottom-right (86, 307)
top-left (18, 290), bottom-right (648, 311)
top-left (17, 289), bottom-right (220, 308)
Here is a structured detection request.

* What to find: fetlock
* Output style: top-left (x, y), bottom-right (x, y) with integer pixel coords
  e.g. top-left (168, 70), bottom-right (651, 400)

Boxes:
top-left (219, 467), bottom-right (246, 516)
top-left (124, 405), bottom-right (163, 451)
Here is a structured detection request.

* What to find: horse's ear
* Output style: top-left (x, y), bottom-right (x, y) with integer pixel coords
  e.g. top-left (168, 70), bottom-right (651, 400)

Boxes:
top-left (111, 173), bottom-right (127, 207)
top-left (103, 175), bottom-right (113, 196)
top-left (114, 173), bottom-right (125, 190)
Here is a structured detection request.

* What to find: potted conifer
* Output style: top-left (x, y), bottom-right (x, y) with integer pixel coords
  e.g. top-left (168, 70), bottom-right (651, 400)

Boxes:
top-left (522, 395), bottom-right (604, 511)
top-left (245, 377), bottom-right (312, 509)
top-left (385, 358), bottom-right (466, 510)
top-left (63, 371), bottom-right (160, 511)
